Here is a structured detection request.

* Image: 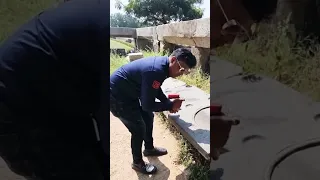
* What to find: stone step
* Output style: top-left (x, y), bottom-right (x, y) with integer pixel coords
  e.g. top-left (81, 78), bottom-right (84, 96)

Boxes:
top-left (161, 78), bottom-right (210, 160)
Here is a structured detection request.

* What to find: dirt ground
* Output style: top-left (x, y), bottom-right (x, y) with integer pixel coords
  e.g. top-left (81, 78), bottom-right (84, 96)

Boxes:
top-left (110, 113), bottom-right (189, 180)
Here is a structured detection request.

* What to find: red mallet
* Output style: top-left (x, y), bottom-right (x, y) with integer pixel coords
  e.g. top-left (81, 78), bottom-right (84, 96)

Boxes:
top-left (210, 104), bottom-right (223, 116)
top-left (168, 94), bottom-right (180, 99)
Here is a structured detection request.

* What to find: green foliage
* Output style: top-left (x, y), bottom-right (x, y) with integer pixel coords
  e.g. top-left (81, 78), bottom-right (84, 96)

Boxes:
top-left (111, 39), bottom-right (135, 49)
top-left (110, 39), bottom-right (133, 50)
top-left (0, 0), bottom-right (56, 43)
top-left (217, 19), bottom-right (320, 100)
top-left (115, 0), bottom-right (204, 26)
top-left (110, 12), bottom-right (142, 28)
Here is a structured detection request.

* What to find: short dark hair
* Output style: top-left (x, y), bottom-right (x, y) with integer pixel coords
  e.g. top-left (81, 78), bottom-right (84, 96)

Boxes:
top-left (170, 48), bottom-right (197, 68)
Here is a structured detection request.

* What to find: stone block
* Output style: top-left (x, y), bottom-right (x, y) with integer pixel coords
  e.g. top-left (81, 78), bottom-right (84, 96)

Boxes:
top-left (161, 78), bottom-right (210, 160)
top-left (126, 53), bottom-right (144, 62)
top-left (110, 27), bottom-right (136, 38)
top-left (210, 60), bottom-right (320, 180)
top-left (156, 18), bottom-right (210, 48)
top-left (190, 47), bottom-right (210, 72)
top-left (209, 56), bottom-right (243, 83)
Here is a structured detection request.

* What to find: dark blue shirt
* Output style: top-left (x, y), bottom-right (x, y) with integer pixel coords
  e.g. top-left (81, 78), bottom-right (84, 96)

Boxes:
top-left (110, 56), bottom-right (173, 112)
top-left (0, 0), bottom-right (109, 116)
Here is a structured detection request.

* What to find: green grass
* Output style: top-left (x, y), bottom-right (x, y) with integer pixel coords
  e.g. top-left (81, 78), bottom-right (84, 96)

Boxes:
top-left (179, 68), bottom-right (210, 93)
top-left (110, 51), bottom-right (210, 180)
top-left (216, 19), bottom-right (320, 101)
top-left (0, 0), bottom-right (56, 43)
top-left (112, 38), bottom-right (135, 49)
top-left (110, 54), bottom-right (129, 74)
top-left (110, 39), bottom-right (133, 50)
top-left (157, 113), bottom-right (210, 180)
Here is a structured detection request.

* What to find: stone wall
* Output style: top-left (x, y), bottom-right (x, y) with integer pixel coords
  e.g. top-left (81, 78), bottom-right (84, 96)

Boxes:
top-left (110, 27), bottom-right (137, 38)
top-left (110, 18), bottom-right (210, 73)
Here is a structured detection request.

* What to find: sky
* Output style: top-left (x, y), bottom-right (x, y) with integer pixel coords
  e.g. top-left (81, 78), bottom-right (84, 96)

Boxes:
top-left (110, 0), bottom-right (210, 18)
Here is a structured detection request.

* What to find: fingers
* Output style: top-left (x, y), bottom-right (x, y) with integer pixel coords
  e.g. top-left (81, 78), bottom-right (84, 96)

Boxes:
top-left (170, 109), bottom-right (177, 113)
top-left (170, 107), bottom-right (181, 113)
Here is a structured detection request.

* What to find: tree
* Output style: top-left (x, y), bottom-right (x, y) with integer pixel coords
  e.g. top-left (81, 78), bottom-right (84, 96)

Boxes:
top-left (110, 13), bottom-right (142, 28)
top-left (115, 0), bottom-right (204, 26)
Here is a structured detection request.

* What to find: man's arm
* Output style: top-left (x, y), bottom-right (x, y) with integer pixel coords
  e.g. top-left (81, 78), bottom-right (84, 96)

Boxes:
top-left (140, 71), bottom-right (173, 112)
top-left (156, 88), bottom-right (171, 103)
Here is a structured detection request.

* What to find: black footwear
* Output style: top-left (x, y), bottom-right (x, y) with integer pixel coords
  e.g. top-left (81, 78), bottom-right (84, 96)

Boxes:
top-left (143, 147), bottom-right (168, 156)
top-left (132, 161), bottom-right (157, 174)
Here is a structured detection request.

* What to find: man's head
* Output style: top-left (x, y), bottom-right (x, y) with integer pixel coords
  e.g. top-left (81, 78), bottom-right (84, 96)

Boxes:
top-left (168, 48), bottom-right (197, 78)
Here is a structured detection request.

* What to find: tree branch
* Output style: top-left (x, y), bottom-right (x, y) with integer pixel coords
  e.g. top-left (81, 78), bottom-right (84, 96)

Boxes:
top-left (115, 0), bottom-right (125, 10)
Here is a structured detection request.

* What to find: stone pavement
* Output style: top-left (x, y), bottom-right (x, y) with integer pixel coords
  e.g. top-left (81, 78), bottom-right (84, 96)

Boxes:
top-left (161, 78), bottom-right (211, 160)
top-left (210, 56), bottom-right (320, 180)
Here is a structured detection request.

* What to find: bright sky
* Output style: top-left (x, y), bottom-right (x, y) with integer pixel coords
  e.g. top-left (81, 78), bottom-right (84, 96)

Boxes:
top-left (110, 0), bottom-right (210, 18)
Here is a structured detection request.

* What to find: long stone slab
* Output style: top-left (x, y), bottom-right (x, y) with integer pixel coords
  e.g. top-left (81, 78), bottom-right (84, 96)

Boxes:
top-left (210, 118), bottom-right (320, 180)
top-left (156, 18), bottom-right (210, 48)
top-left (110, 27), bottom-right (137, 38)
top-left (113, 18), bottom-right (210, 49)
top-left (210, 75), bottom-right (316, 126)
top-left (210, 56), bottom-right (243, 83)
top-left (161, 78), bottom-right (210, 160)
top-left (136, 26), bottom-right (156, 39)
top-left (210, 59), bottom-right (320, 180)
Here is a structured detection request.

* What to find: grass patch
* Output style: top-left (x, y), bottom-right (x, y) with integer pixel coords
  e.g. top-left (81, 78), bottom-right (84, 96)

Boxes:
top-left (110, 51), bottom-right (210, 180)
top-left (157, 112), bottom-right (210, 180)
top-left (110, 54), bottom-right (129, 74)
top-left (179, 68), bottom-right (210, 93)
top-left (0, 0), bottom-right (56, 43)
top-left (112, 38), bottom-right (135, 49)
top-left (216, 19), bottom-right (320, 101)
top-left (110, 39), bottom-right (133, 50)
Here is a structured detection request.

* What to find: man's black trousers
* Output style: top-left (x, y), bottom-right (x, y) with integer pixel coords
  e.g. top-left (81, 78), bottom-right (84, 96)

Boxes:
top-left (110, 95), bottom-right (154, 164)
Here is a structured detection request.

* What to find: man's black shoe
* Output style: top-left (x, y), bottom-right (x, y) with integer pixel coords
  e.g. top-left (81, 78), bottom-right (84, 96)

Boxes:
top-left (132, 161), bottom-right (157, 174)
top-left (143, 147), bottom-right (168, 156)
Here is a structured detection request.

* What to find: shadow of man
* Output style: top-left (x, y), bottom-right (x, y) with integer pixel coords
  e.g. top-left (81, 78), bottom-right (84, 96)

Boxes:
top-left (135, 157), bottom-right (170, 180)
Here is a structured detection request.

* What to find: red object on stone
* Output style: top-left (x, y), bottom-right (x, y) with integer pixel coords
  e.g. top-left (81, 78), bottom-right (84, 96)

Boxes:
top-left (168, 94), bottom-right (180, 99)
top-left (210, 104), bottom-right (223, 116)
top-left (210, 103), bottom-right (240, 160)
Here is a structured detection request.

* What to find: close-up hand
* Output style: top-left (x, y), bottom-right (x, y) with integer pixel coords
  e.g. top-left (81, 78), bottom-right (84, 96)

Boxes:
top-left (171, 98), bottom-right (185, 112)
top-left (169, 109), bottom-right (178, 113)
top-left (210, 116), bottom-right (240, 149)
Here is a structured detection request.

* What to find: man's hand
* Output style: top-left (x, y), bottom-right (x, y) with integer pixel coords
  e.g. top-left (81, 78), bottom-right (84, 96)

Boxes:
top-left (169, 110), bottom-right (178, 113)
top-left (210, 116), bottom-right (239, 149)
top-left (170, 98), bottom-right (185, 113)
